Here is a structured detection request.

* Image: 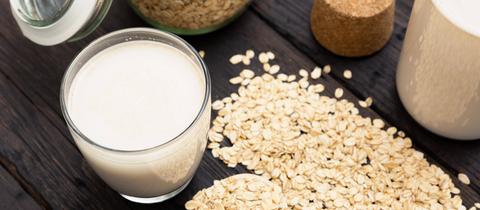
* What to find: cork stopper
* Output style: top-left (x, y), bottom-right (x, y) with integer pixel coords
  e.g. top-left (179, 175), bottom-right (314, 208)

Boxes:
top-left (310, 0), bottom-right (395, 57)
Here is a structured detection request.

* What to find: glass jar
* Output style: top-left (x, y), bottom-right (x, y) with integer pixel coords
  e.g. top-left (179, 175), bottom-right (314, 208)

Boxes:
top-left (128, 0), bottom-right (252, 35)
top-left (9, 0), bottom-right (112, 45)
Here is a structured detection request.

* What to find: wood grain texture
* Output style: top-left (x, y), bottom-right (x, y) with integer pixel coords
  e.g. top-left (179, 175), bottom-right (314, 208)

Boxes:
top-left (0, 0), bottom-right (477, 209)
top-left (0, 165), bottom-right (41, 210)
top-left (251, 0), bottom-right (480, 203)
top-left (0, 70), bottom-right (134, 209)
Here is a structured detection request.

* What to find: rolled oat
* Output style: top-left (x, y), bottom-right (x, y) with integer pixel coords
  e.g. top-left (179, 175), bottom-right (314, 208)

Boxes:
top-left (202, 51), bottom-right (465, 209)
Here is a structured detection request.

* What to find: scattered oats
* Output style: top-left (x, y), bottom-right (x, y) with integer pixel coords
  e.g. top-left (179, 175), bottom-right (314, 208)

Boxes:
top-left (323, 64), bottom-right (331, 74)
top-left (229, 54), bottom-right (244, 64)
top-left (299, 79), bottom-right (309, 89)
top-left (229, 76), bottom-right (243, 84)
top-left (365, 97), bottom-right (373, 107)
top-left (343, 69), bottom-right (352, 79)
top-left (358, 100), bottom-right (368, 108)
top-left (242, 56), bottom-right (251, 65)
top-left (299, 69), bottom-right (309, 78)
top-left (373, 119), bottom-right (385, 128)
top-left (359, 97), bottom-right (373, 108)
top-left (311, 66), bottom-right (322, 79)
top-left (263, 63), bottom-right (271, 72)
top-left (222, 96), bottom-right (232, 103)
top-left (312, 84), bottom-right (325, 93)
top-left (475, 203), bottom-right (480, 208)
top-left (212, 100), bottom-right (224, 110)
top-left (287, 75), bottom-right (296, 82)
top-left (269, 65), bottom-right (280, 74)
top-left (207, 142), bottom-right (220, 149)
top-left (240, 69), bottom-right (255, 79)
top-left (208, 130), bottom-right (223, 142)
top-left (198, 50), bottom-right (205, 58)
top-left (277, 73), bottom-right (288, 81)
top-left (185, 174), bottom-right (287, 210)
top-left (201, 51), bottom-right (467, 209)
top-left (267, 51), bottom-right (275, 60)
top-left (211, 148), bottom-right (219, 158)
top-left (211, 125), bottom-right (222, 133)
top-left (386, 126), bottom-right (397, 135)
top-left (245, 49), bottom-right (255, 59)
top-left (259, 52), bottom-right (269, 63)
top-left (241, 78), bottom-right (251, 86)
top-left (458, 173), bottom-right (471, 185)
top-left (334, 88), bottom-right (344, 98)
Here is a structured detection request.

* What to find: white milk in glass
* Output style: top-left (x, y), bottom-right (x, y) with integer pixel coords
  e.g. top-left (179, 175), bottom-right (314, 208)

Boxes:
top-left (66, 39), bottom-right (210, 201)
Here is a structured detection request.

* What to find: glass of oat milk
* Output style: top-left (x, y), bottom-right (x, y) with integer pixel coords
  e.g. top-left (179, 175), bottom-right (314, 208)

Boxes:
top-left (60, 28), bottom-right (211, 203)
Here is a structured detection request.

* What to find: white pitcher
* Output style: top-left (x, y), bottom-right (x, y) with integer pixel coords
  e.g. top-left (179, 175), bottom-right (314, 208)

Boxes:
top-left (396, 0), bottom-right (480, 140)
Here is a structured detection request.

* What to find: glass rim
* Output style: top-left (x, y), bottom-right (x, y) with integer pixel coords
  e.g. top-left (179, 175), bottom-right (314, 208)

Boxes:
top-left (60, 27), bottom-right (211, 153)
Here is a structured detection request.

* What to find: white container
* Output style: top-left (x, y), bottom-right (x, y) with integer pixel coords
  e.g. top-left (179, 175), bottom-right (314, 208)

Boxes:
top-left (60, 28), bottom-right (211, 203)
top-left (397, 0), bottom-right (480, 140)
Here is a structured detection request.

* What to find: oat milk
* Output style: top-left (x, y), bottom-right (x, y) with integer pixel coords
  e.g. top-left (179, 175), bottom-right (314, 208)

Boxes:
top-left (67, 40), bottom-right (209, 198)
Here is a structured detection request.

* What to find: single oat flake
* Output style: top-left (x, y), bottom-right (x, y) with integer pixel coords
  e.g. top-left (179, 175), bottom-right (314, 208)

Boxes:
top-left (229, 54), bottom-right (244, 64)
top-left (458, 173), bottom-right (470, 185)
top-left (198, 50), bottom-right (205, 58)
top-left (323, 64), bottom-right (332, 74)
top-left (343, 69), bottom-right (352, 79)
top-left (246, 49), bottom-right (255, 59)
top-left (335, 88), bottom-right (344, 98)
top-left (311, 66), bottom-right (322, 79)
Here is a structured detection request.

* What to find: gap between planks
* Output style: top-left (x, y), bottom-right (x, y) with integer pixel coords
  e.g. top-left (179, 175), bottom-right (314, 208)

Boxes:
top-left (0, 154), bottom-right (51, 209)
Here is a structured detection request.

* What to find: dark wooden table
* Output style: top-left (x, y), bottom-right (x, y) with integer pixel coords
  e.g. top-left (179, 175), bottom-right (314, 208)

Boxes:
top-left (0, 0), bottom-right (479, 209)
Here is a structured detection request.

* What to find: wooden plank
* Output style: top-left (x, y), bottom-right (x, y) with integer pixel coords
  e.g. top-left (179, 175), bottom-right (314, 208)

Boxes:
top-left (0, 71), bottom-right (137, 209)
top-left (251, 0), bottom-right (480, 202)
top-left (0, 165), bottom-right (42, 210)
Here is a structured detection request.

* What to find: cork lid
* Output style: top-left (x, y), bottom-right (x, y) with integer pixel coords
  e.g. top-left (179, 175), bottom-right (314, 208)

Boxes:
top-left (325, 0), bottom-right (393, 17)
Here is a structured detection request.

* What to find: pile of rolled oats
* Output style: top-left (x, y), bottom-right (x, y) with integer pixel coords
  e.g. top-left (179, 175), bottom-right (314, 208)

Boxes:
top-left (188, 50), bottom-right (469, 209)
top-left (185, 174), bottom-right (288, 209)
top-left (131, 0), bottom-right (250, 30)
